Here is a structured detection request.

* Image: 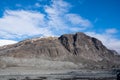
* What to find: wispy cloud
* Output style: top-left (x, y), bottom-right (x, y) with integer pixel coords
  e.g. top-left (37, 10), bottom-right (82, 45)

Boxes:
top-left (105, 28), bottom-right (118, 34)
top-left (44, 0), bottom-right (92, 34)
top-left (0, 10), bottom-right (53, 39)
top-left (66, 14), bottom-right (92, 29)
top-left (44, 0), bottom-right (70, 31)
top-left (0, 0), bottom-right (92, 40)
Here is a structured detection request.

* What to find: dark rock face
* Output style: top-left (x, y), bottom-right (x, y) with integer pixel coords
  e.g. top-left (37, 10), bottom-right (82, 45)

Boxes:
top-left (59, 32), bottom-right (112, 60)
top-left (0, 32), bottom-right (120, 69)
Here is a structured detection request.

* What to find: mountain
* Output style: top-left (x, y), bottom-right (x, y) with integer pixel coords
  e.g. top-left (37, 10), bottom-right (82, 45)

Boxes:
top-left (0, 32), bottom-right (120, 69)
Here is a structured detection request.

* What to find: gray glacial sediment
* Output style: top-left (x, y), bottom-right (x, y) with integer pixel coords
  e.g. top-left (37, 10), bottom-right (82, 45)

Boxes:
top-left (0, 69), bottom-right (117, 80)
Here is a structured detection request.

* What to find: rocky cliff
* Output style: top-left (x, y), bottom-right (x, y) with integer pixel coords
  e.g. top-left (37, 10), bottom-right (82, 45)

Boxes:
top-left (0, 32), bottom-right (120, 69)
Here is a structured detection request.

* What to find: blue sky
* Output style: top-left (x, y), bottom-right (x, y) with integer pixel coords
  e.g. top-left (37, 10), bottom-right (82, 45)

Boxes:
top-left (0, 0), bottom-right (120, 53)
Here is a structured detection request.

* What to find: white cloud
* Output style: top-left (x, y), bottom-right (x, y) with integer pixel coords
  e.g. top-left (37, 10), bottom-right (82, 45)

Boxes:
top-left (0, 10), bottom-right (53, 39)
top-left (45, 0), bottom-right (70, 14)
top-left (86, 32), bottom-right (120, 54)
top-left (66, 14), bottom-right (92, 28)
top-left (0, 0), bottom-right (92, 40)
top-left (0, 40), bottom-right (17, 46)
top-left (44, 0), bottom-right (70, 30)
top-left (44, 0), bottom-right (92, 33)
top-left (106, 28), bottom-right (118, 34)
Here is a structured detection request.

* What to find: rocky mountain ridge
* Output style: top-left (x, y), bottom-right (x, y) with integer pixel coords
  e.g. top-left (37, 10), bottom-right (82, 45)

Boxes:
top-left (0, 32), bottom-right (120, 69)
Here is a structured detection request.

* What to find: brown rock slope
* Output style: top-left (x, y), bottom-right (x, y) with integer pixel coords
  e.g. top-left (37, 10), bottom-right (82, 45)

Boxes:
top-left (0, 32), bottom-right (120, 69)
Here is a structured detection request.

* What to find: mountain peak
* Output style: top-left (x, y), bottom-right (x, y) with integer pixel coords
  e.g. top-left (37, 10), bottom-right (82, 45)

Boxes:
top-left (0, 32), bottom-right (120, 69)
